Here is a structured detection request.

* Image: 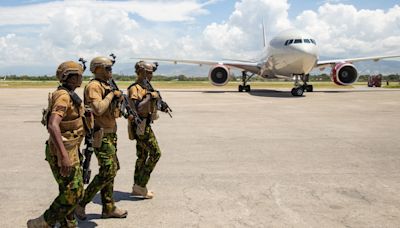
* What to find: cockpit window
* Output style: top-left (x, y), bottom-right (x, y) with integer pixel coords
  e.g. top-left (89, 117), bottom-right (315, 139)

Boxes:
top-left (285, 38), bottom-right (316, 46)
top-left (284, 39), bottom-right (294, 46)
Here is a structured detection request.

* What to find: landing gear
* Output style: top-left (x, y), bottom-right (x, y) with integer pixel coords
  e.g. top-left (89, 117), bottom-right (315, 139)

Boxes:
top-left (238, 71), bottom-right (255, 92)
top-left (291, 74), bottom-right (313, 96)
top-left (291, 87), bottom-right (304, 96)
top-left (238, 85), bottom-right (251, 92)
top-left (305, 84), bottom-right (313, 92)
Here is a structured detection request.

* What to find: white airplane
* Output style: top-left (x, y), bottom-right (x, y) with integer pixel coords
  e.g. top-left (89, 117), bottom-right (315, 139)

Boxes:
top-left (138, 29), bottom-right (400, 96)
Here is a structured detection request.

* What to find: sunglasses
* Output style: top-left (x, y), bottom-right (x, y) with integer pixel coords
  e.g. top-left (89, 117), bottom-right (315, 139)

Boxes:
top-left (105, 66), bottom-right (112, 72)
top-left (65, 73), bottom-right (81, 78)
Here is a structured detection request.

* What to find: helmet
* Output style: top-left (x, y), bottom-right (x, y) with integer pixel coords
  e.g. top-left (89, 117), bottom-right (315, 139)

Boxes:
top-left (90, 56), bottom-right (113, 73)
top-left (135, 61), bottom-right (157, 73)
top-left (56, 61), bottom-right (83, 82)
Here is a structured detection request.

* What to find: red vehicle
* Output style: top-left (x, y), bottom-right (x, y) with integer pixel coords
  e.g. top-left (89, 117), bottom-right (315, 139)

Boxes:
top-left (368, 74), bottom-right (382, 87)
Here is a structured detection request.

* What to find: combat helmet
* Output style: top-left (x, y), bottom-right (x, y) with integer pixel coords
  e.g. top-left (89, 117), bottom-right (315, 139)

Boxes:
top-left (56, 61), bottom-right (84, 82)
top-left (135, 61), bottom-right (158, 74)
top-left (90, 56), bottom-right (113, 73)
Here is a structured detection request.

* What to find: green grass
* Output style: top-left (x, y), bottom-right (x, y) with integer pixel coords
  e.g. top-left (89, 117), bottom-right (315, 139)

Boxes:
top-left (383, 84), bottom-right (400, 88)
top-left (0, 80), bottom-right (395, 89)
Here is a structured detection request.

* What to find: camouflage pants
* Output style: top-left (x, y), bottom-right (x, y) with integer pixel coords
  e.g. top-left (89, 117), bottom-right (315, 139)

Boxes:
top-left (43, 143), bottom-right (84, 227)
top-left (79, 133), bottom-right (120, 213)
top-left (134, 126), bottom-right (161, 187)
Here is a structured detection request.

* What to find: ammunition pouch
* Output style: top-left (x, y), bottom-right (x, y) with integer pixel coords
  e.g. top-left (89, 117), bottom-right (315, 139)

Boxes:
top-left (60, 117), bottom-right (84, 133)
top-left (41, 92), bottom-right (52, 127)
top-left (49, 126), bottom-right (84, 167)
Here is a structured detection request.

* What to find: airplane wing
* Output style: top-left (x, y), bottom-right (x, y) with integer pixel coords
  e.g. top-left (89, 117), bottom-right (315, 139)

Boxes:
top-left (316, 55), bottom-right (400, 69)
top-left (135, 57), bottom-right (261, 74)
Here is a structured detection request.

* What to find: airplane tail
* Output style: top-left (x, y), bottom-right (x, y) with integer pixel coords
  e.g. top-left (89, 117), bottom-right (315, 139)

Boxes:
top-left (262, 19), bottom-right (267, 48)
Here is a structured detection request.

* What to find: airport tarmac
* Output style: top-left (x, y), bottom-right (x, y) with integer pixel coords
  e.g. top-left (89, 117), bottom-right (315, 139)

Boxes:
top-left (1, 87), bottom-right (400, 228)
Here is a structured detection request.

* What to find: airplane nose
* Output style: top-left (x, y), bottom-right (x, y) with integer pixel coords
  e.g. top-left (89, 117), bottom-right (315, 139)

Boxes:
top-left (287, 44), bottom-right (318, 73)
top-left (291, 45), bottom-right (318, 63)
top-left (292, 45), bottom-right (318, 58)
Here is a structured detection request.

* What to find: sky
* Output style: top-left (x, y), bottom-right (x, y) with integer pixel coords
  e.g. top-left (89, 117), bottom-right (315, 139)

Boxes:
top-left (0, 0), bottom-right (399, 75)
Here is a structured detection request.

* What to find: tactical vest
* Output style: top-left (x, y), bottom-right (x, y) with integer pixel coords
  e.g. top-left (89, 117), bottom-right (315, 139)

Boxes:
top-left (44, 87), bottom-right (86, 167)
top-left (85, 78), bottom-right (121, 122)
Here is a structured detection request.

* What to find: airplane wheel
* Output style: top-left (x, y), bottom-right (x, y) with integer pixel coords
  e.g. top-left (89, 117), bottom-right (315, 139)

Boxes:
top-left (245, 85), bottom-right (251, 92)
top-left (238, 85), bottom-right (243, 92)
top-left (291, 87), bottom-right (304, 96)
top-left (306, 85), bottom-right (313, 92)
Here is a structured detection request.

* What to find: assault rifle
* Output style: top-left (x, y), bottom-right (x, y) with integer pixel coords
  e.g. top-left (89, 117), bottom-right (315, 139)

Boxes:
top-left (142, 78), bottom-right (172, 118)
top-left (82, 109), bottom-right (94, 184)
top-left (108, 78), bottom-right (144, 130)
top-left (82, 130), bottom-right (93, 184)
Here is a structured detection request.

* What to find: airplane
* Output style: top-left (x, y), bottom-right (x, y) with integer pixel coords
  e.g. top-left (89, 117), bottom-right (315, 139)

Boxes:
top-left (137, 28), bottom-right (400, 96)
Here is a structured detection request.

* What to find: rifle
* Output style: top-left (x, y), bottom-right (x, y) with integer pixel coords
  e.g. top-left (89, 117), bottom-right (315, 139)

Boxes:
top-left (142, 78), bottom-right (173, 118)
top-left (108, 78), bottom-right (144, 130)
top-left (82, 110), bottom-right (94, 184)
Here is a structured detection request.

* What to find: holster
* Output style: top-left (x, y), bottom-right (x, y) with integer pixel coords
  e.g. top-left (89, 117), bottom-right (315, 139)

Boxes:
top-left (93, 128), bottom-right (104, 148)
top-left (135, 118), bottom-right (147, 136)
top-left (128, 121), bottom-right (135, 140)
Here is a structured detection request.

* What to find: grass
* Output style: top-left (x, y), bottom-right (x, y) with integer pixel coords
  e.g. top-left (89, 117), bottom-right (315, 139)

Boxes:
top-left (383, 84), bottom-right (400, 88)
top-left (0, 80), bottom-right (397, 89)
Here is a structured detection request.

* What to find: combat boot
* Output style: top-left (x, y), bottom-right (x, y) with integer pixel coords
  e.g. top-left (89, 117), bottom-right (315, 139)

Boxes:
top-left (101, 207), bottom-right (128, 219)
top-left (27, 215), bottom-right (50, 228)
top-left (74, 204), bottom-right (87, 220)
top-left (131, 184), bottom-right (154, 199)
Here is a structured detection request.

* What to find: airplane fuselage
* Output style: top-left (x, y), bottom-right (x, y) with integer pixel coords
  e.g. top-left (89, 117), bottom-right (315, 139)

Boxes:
top-left (257, 29), bottom-right (319, 78)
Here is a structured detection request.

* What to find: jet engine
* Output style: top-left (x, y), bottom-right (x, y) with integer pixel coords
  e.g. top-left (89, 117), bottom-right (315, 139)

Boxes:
top-left (331, 62), bottom-right (359, 86)
top-left (208, 65), bottom-right (230, 86)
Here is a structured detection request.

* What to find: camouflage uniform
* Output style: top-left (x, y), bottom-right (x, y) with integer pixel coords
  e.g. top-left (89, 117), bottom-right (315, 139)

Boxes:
top-left (79, 79), bottom-right (120, 213)
top-left (44, 88), bottom-right (85, 227)
top-left (128, 83), bottom-right (161, 188)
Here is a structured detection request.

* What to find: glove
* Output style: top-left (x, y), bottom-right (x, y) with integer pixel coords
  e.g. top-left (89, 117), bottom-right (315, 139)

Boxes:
top-left (113, 90), bottom-right (122, 98)
top-left (150, 91), bottom-right (160, 99)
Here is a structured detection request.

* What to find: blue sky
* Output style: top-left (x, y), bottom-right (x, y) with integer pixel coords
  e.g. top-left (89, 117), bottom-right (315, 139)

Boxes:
top-left (0, 0), bottom-right (399, 75)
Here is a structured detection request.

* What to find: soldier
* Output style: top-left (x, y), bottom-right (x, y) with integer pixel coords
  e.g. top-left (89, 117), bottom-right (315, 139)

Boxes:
top-left (74, 56), bottom-right (127, 219)
top-left (27, 61), bottom-right (87, 228)
top-left (127, 61), bottom-right (163, 199)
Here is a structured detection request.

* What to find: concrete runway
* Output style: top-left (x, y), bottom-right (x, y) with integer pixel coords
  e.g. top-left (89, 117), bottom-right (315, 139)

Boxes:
top-left (1, 87), bottom-right (400, 227)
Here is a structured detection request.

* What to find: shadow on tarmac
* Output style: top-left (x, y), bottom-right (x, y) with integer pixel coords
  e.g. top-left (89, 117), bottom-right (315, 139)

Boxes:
top-left (164, 89), bottom-right (301, 98)
top-left (92, 191), bottom-right (145, 206)
top-left (163, 88), bottom-right (399, 98)
top-left (77, 217), bottom-right (98, 227)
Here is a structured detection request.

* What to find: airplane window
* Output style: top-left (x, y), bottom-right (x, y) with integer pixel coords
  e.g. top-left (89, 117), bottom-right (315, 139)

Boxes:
top-left (284, 40), bottom-right (289, 45)
top-left (288, 39), bottom-right (294, 45)
top-left (294, 39), bottom-right (302, 44)
top-left (304, 39), bottom-right (311, 43)
top-left (310, 39), bottom-right (316, 45)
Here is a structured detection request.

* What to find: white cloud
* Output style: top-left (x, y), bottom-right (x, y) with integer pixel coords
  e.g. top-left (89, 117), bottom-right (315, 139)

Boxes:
top-left (0, 0), bottom-right (210, 25)
top-left (0, 0), bottom-right (212, 72)
top-left (295, 3), bottom-right (400, 57)
top-left (202, 0), bottom-right (292, 59)
top-left (0, 0), bottom-right (399, 75)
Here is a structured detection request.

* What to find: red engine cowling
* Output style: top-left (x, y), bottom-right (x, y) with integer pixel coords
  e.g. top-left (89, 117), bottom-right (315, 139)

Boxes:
top-left (208, 65), bottom-right (230, 86)
top-left (331, 62), bottom-right (359, 86)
